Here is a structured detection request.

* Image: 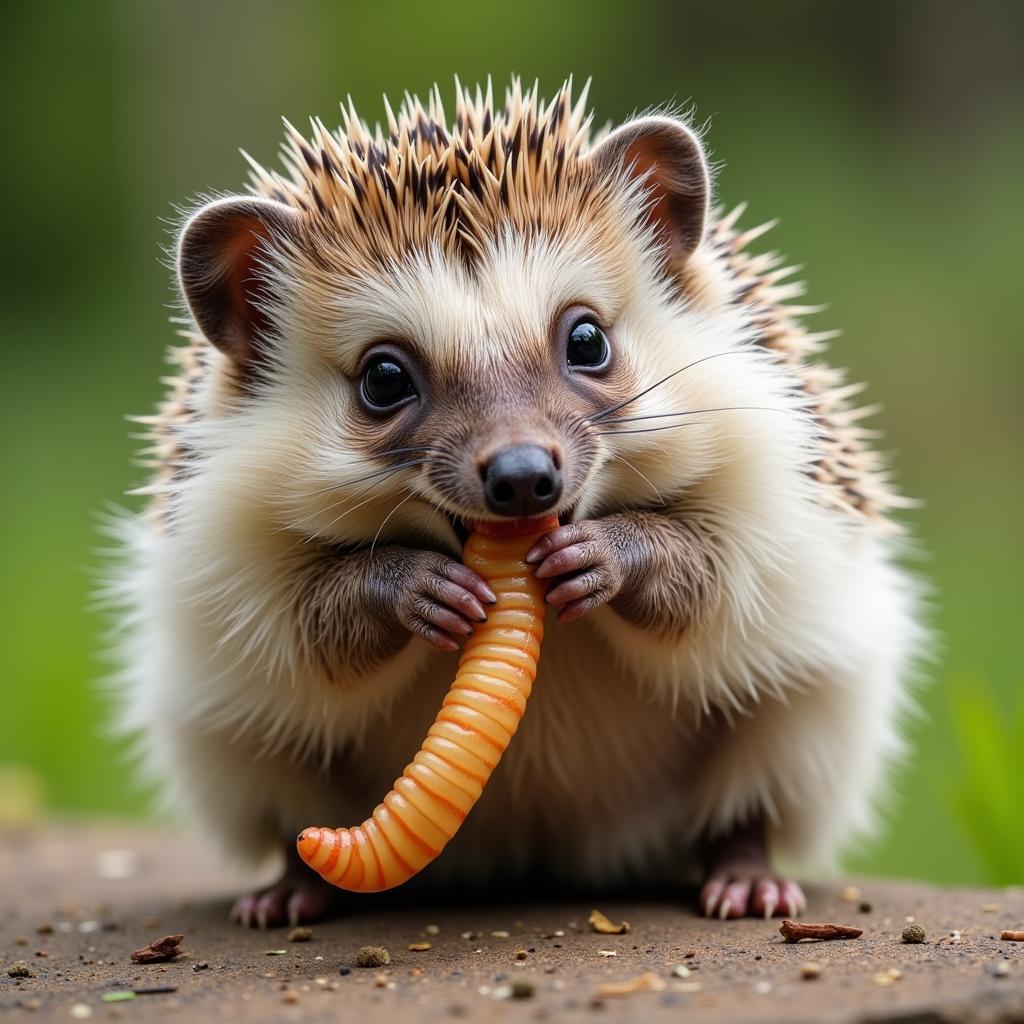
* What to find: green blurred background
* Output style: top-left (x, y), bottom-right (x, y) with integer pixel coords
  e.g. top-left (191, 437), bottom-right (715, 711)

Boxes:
top-left (2, 1), bottom-right (1021, 885)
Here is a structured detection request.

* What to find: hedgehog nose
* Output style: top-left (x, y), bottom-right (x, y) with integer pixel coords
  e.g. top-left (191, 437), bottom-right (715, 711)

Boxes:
top-left (483, 444), bottom-right (563, 517)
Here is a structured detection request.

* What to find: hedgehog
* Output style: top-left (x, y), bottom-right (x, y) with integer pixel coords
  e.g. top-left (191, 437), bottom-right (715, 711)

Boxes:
top-left (112, 78), bottom-right (924, 927)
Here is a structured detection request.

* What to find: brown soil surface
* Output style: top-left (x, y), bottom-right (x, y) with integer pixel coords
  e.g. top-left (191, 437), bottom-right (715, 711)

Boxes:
top-left (2, 823), bottom-right (1022, 1023)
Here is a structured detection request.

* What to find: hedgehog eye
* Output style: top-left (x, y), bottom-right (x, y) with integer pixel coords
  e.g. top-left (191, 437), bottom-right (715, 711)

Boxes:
top-left (361, 356), bottom-right (417, 410)
top-left (566, 318), bottom-right (610, 370)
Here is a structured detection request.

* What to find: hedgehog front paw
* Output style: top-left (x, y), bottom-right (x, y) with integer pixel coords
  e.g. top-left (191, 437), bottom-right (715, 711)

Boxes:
top-left (527, 520), bottom-right (627, 623)
top-left (374, 549), bottom-right (497, 652)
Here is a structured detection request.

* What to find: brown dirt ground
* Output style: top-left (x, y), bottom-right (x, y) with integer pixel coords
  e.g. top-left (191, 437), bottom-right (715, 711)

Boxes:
top-left (1, 823), bottom-right (1023, 1023)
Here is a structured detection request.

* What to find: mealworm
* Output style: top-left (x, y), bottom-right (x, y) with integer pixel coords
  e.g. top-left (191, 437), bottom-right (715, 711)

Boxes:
top-left (296, 514), bottom-right (557, 892)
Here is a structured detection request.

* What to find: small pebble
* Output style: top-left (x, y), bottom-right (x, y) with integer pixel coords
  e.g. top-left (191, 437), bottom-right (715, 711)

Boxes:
top-left (873, 967), bottom-right (903, 987)
top-left (355, 946), bottom-right (391, 968)
top-left (338, 966), bottom-right (351, 976)
top-left (840, 885), bottom-right (861, 902)
top-left (287, 926), bottom-right (313, 943)
top-left (21, 998), bottom-right (42, 1012)
top-left (69, 1006), bottom-right (93, 1020)
top-left (754, 980), bottom-right (773, 995)
top-left (509, 978), bottom-right (536, 999)
top-left (858, 900), bottom-right (873, 913)
top-left (670, 965), bottom-right (690, 979)
top-left (800, 961), bottom-right (822, 980)
top-left (8, 960), bottom-right (33, 978)
top-left (265, 949), bottom-right (288, 956)
top-left (425, 924), bottom-right (440, 935)
top-left (193, 962), bottom-right (209, 972)
top-left (992, 961), bottom-right (1010, 978)
top-left (408, 942), bottom-right (431, 952)
top-left (515, 949), bottom-right (528, 960)
top-left (902, 924), bottom-right (926, 944)
top-left (491, 930), bottom-right (510, 939)
top-left (36, 923), bottom-right (53, 935)
top-left (282, 990), bottom-right (300, 1004)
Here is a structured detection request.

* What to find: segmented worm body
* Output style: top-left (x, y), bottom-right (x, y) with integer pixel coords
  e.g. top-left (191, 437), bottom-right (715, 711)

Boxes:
top-left (296, 515), bottom-right (556, 892)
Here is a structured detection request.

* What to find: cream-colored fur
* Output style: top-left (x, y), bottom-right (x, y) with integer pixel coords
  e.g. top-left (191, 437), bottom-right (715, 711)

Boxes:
top-left (111, 85), bottom-right (924, 890)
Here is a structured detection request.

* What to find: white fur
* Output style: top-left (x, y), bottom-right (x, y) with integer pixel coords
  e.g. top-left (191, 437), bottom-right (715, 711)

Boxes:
top-left (111, 182), bottom-right (925, 888)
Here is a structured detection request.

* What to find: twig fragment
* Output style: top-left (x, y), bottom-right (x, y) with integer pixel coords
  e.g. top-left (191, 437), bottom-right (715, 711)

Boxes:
top-left (130, 934), bottom-right (184, 964)
top-left (780, 919), bottom-right (862, 943)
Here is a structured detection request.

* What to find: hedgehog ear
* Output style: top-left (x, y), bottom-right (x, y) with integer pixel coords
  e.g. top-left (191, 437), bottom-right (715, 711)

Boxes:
top-left (589, 116), bottom-right (710, 263)
top-left (177, 196), bottom-right (299, 365)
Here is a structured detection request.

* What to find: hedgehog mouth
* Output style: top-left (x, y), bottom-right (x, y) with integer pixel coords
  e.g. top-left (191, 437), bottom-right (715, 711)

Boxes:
top-left (447, 503), bottom-right (576, 545)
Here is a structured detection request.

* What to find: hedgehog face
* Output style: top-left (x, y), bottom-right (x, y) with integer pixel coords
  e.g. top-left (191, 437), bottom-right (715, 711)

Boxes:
top-left (177, 81), bottom-right (742, 550)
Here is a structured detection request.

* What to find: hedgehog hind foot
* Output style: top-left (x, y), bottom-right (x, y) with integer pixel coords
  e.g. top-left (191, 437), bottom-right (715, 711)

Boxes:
top-left (700, 866), bottom-right (806, 920)
top-left (698, 819), bottom-right (807, 920)
top-left (230, 847), bottom-right (347, 928)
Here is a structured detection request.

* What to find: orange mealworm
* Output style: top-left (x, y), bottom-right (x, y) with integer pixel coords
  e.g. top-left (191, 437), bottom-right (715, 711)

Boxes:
top-left (296, 514), bottom-right (557, 892)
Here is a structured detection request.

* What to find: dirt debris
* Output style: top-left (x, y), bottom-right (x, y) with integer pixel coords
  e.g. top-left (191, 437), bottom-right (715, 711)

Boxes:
top-left (3, 826), bottom-right (1024, 1024)
top-left (594, 971), bottom-right (666, 998)
top-left (130, 934), bottom-right (183, 964)
top-left (588, 908), bottom-right (630, 935)
top-left (355, 945), bottom-right (391, 968)
top-left (780, 919), bottom-right (863, 942)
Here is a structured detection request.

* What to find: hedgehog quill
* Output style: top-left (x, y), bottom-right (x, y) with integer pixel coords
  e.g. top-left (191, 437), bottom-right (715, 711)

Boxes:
top-left (112, 78), bottom-right (924, 927)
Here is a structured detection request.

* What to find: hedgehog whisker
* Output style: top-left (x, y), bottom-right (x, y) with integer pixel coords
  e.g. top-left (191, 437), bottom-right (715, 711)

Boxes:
top-left (301, 458), bottom-right (434, 501)
top-left (587, 350), bottom-right (756, 425)
top-left (285, 458), bottom-right (436, 536)
top-left (306, 451), bottom-right (439, 498)
top-left (315, 485), bottom-right (403, 539)
top-left (605, 451), bottom-right (666, 507)
top-left (369, 488), bottom-right (417, 558)
top-left (596, 421), bottom-right (707, 437)
top-left (597, 405), bottom-right (784, 427)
